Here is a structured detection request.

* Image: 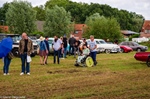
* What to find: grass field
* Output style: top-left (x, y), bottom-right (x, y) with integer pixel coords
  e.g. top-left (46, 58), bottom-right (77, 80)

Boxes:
top-left (0, 52), bottom-right (150, 99)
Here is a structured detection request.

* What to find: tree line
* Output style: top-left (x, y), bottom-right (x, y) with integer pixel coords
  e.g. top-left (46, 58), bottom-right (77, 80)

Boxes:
top-left (0, 0), bottom-right (144, 42)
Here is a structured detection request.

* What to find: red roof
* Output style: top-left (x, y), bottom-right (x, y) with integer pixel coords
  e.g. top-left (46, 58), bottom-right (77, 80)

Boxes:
top-left (142, 20), bottom-right (150, 30)
top-left (74, 24), bottom-right (86, 31)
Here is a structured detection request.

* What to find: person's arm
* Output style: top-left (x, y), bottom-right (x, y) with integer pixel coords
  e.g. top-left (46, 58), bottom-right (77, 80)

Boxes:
top-left (92, 41), bottom-right (97, 50)
top-left (18, 40), bottom-right (22, 54)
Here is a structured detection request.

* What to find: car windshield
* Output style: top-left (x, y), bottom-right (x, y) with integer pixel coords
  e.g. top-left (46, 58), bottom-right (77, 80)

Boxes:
top-left (133, 42), bottom-right (139, 46)
top-left (99, 40), bottom-right (107, 44)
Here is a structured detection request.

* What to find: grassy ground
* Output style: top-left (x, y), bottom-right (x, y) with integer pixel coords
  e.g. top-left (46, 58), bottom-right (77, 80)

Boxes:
top-left (0, 52), bottom-right (150, 99)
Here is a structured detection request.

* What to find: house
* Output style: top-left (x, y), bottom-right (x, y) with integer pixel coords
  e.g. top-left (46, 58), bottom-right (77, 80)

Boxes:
top-left (0, 26), bottom-right (9, 32)
top-left (140, 20), bottom-right (150, 38)
top-left (121, 30), bottom-right (139, 37)
top-left (72, 24), bottom-right (86, 39)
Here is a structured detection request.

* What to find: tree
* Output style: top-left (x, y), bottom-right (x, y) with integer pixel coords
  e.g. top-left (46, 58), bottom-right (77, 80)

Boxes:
top-left (83, 13), bottom-right (122, 42)
top-left (44, 5), bottom-right (72, 37)
top-left (6, 0), bottom-right (36, 34)
top-left (0, 2), bottom-right (10, 25)
top-left (33, 5), bottom-right (45, 21)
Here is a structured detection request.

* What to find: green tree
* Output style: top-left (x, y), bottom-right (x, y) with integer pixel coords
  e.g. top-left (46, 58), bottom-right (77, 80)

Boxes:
top-left (84, 13), bottom-right (122, 42)
top-left (6, 0), bottom-right (36, 34)
top-left (0, 2), bottom-right (10, 25)
top-left (33, 5), bottom-right (45, 21)
top-left (44, 5), bottom-right (72, 37)
top-left (45, 0), bottom-right (70, 9)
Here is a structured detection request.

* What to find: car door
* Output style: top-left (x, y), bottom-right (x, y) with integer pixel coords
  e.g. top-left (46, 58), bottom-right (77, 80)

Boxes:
top-left (128, 42), bottom-right (136, 51)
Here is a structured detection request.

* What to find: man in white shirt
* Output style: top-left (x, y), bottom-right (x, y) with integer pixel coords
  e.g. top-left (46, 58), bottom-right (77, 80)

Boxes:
top-left (88, 35), bottom-right (97, 66)
top-left (52, 36), bottom-right (63, 64)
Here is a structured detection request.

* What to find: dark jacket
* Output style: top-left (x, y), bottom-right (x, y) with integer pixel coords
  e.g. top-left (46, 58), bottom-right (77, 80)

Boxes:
top-left (69, 37), bottom-right (76, 46)
top-left (19, 38), bottom-right (33, 56)
top-left (44, 40), bottom-right (50, 52)
top-left (74, 40), bottom-right (81, 48)
top-left (63, 37), bottom-right (68, 48)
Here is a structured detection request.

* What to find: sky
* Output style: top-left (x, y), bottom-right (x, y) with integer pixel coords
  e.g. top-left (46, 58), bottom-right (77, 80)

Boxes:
top-left (0, 0), bottom-right (150, 20)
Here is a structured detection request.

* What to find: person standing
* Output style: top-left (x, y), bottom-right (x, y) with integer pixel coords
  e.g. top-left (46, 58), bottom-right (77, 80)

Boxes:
top-left (88, 35), bottom-right (97, 66)
top-left (83, 38), bottom-right (88, 48)
top-left (52, 36), bottom-right (63, 64)
top-left (63, 35), bottom-right (68, 58)
top-left (39, 36), bottom-right (48, 65)
top-left (44, 36), bottom-right (50, 64)
top-left (69, 35), bottom-right (76, 55)
top-left (59, 36), bottom-right (63, 58)
top-left (3, 51), bottom-right (13, 75)
top-left (19, 33), bottom-right (33, 75)
top-left (74, 37), bottom-right (81, 58)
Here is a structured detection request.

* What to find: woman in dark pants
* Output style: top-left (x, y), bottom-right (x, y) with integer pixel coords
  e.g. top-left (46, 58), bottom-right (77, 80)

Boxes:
top-left (52, 36), bottom-right (63, 64)
top-left (3, 52), bottom-right (12, 75)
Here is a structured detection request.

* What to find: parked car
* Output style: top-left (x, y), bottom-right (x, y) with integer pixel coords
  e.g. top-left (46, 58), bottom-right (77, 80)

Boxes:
top-left (87, 39), bottom-right (120, 54)
top-left (119, 41), bottom-right (148, 52)
top-left (134, 52), bottom-right (150, 67)
top-left (0, 34), bottom-right (38, 57)
top-left (119, 45), bottom-right (133, 53)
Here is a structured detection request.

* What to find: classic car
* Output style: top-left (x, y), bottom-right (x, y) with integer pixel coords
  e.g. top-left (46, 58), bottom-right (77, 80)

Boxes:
top-left (119, 41), bottom-right (148, 52)
top-left (119, 45), bottom-right (133, 53)
top-left (87, 39), bottom-right (120, 54)
top-left (134, 52), bottom-right (150, 67)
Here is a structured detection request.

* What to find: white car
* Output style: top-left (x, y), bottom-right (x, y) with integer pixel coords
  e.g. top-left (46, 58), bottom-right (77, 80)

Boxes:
top-left (87, 39), bottom-right (120, 54)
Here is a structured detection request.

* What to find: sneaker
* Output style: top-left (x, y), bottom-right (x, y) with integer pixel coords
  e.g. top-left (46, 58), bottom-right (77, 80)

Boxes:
top-left (3, 73), bottom-right (6, 75)
top-left (20, 72), bottom-right (24, 75)
top-left (7, 73), bottom-right (10, 75)
top-left (27, 73), bottom-right (30, 75)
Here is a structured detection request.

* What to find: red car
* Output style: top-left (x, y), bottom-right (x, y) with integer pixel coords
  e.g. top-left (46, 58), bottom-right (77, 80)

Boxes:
top-left (119, 45), bottom-right (133, 53)
top-left (134, 52), bottom-right (150, 67)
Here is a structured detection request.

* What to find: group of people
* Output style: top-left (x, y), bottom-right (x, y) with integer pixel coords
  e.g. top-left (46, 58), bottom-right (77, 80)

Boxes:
top-left (2, 32), bottom-right (97, 76)
top-left (38, 34), bottom-right (97, 66)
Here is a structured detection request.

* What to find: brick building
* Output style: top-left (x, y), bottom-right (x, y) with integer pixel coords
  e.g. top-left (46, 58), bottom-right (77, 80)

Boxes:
top-left (140, 20), bottom-right (150, 38)
top-left (71, 24), bottom-right (86, 39)
top-left (0, 26), bottom-right (9, 32)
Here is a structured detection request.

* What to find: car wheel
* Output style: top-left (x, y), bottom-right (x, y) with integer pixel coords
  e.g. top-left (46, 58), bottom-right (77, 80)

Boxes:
top-left (105, 49), bottom-right (111, 54)
top-left (120, 48), bottom-right (124, 53)
top-left (137, 48), bottom-right (141, 52)
top-left (12, 48), bottom-right (20, 57)
top-left (146, 55), bottom-right (150, 67)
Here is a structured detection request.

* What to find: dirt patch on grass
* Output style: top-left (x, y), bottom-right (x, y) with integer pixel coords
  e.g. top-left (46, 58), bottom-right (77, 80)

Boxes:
top-left (47, 69), bottom-right (81, 74)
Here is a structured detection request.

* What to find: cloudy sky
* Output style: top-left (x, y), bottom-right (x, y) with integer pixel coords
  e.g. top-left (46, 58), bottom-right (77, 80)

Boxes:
top-left (1, 0), bottom-right (150, 20)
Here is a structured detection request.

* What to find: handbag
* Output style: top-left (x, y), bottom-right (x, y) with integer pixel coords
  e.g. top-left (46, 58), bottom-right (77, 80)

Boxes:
top-left (8, 52), bottom-right (14, 59)
top-left (27, 55), bottom-right (32, 63)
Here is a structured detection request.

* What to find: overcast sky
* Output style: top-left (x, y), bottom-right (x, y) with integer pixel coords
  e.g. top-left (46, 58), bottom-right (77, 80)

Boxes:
top-left (1, 0), bottom-right (150, 20)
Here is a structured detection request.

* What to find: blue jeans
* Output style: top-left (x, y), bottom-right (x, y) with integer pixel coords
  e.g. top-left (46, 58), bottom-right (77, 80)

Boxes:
top-left (69, 45), bottom-right (74, 55)
top-left (90, 51), bottom-right (97, 62)
top-left (54, 50), bottom-right (60, 64)
top-left (20, 53), bottom-right (30, 73)
top-left (64, 47), bottom-right (67, 58)
top-left (3, 56), bottom-right (11, 74)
